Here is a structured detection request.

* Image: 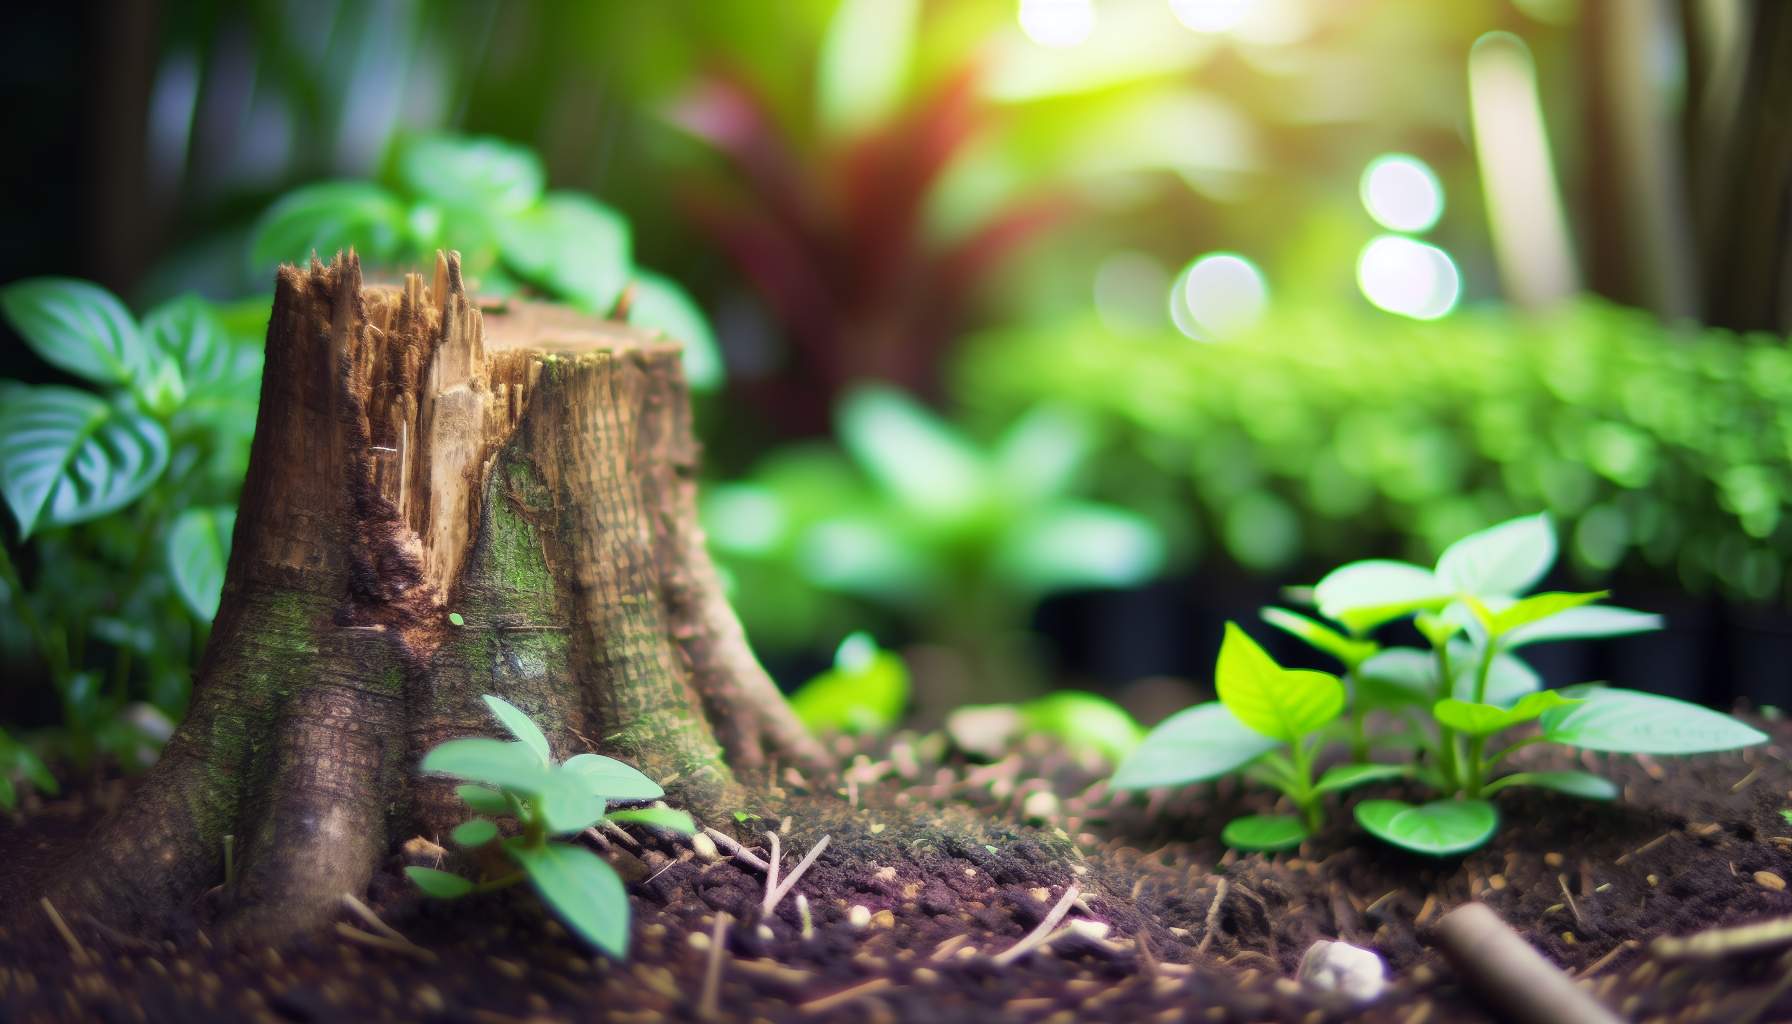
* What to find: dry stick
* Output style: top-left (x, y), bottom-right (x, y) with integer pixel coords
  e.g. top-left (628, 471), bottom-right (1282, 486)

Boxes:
top-left (1576, 939), bottom-right (1639, 978)
top-left (698, 912), bottom-right (730, 1021)
top-left (701, 827), bottom-right (770, 872)
top-left (340, 893), bottom-right (434, 960)
top-left (334, 922), bottom-right (438, 962)
top-left (1556, 875), bottom-right (1583, 930)
top-left (1435, 902), bottom-right (1622, 1024)
top-left (992, 884), bottom-right (1082, 966)
top-left (799, 977), bottom-right (893, 1015)
top-left (40, 898), bottom-right (90, 966)
top-left (1195, 878), bottom-right (1230, 957)
top-left (764, 835), bottom-right (832, 917)
top-left (1650, 914), bottom-right (1792, 961)
top-left (763, 831), bottom-right (782, 905)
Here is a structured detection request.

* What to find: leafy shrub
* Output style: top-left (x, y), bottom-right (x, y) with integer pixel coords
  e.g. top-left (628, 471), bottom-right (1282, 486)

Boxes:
top-left (0, 281), bottom-right (263, 768)
top-left (410, 695), bottom-right (692, 957)
top-left (1114, 514), bottom-right (1766, 854)
top-left (250, 133), bottom-right (722, 390)
top-left (958, 300), bottom-right (1792, 602)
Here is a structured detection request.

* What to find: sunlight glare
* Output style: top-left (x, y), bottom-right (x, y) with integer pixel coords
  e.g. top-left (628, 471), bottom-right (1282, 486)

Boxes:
top-left (1172, 252), bottom-right (1267, 341)
top-left (1356, 235), bottom-right (1461, 320)
top-left (1360, 154), bottom-right (1444, 233)
top-left (1018, 0), bottom-right (1096, 48)
top-left (1168, 0), bottom-right (1256, 33)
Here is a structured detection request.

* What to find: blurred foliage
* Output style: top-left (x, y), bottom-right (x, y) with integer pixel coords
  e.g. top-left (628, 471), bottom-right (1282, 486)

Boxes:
top-left (790, 632), bottom-right (910, 735)
top-left (956, 299), bottom-right (1792, 602)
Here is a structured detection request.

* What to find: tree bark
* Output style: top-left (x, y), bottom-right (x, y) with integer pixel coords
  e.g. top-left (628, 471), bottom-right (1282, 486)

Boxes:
top-left (54, 252), bottom-right (826, 938)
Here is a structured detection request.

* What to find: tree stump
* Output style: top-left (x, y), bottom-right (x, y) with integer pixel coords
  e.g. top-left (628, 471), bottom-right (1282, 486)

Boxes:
top-left (57, 252), bottom-right (825, 937)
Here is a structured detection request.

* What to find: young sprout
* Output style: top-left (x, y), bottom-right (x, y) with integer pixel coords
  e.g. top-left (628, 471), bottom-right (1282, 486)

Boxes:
top-left (407, 694), bottom-right (694, 957)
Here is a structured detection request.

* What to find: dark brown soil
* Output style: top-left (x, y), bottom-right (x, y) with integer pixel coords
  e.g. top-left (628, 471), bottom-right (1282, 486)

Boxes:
top-left (1, 718), bottom-right (1789, 1024)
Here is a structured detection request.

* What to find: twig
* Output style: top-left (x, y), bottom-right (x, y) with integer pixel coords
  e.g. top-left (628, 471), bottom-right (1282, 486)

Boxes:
top-left (701, 827), bottom-right (770, 872)
top-left (334, 923), bottom-right (437, 962)
top-left (764, 835), bottom-right (831, 916)
top-left (799, 977), bottom-right (892, 1015)
top-left (698, 912), bottom-right (729, 1020)
top-left (1576, 939), bottom-right (1639, 978)
top-left (1651, 915), bottom-right (1792, 961)
top-left (992, 884), bottom-right (1082, 966)
top-left (1196, 878), bottom-right (1230, 957)
top-left (40, 898), bottom-right (90, 966)
top-left (1436, 902), bottom-right (1621, 1024)
top-left (1557, 874), bottom-right (1582, 929)
top-left (763, 831), bottom-right (782, 908)
top-left (340, 892), bottom-right (431, 961)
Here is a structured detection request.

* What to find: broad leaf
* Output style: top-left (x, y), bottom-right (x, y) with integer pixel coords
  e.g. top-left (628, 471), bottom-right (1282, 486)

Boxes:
top-left (816, 0), bottom-right (918, 133)
top-left (405, 866), bottom-right (473, 898)
top-left (1434, 512), bottom-right (1554, 596)
top-left (0, 387), bottom-right (169, 537)
top-left (1221, 814), bottom-right (1308, 852)
top-left (456, 784), bottom-right (511, 815)
top-left (452, 818), bottom-right (499, 846)
top-left (537, 769), bottom-right (607, 834)
top-left (993, 406), bottom-right (1094, 504)
top-left (1215, 623), bottom-right (1343, 743)
top-left (1504, 606), bottom-right (1663, 647)
top-left (499, 193), bottom-right (632, 313)
top-left (421, 738), bottom-right (550, 791)
top-left (1490, 591), bottom-right (1606, 635)
top-left (606, 806), bottom-right (696, 834)
top-left (1314, 762), bottom-right (1411, 793)
top-left (1019, 691), bottom-right (1144, 763)
top-left (790, 632), bottom-right (908, 735)
top-left (629, 270), bottom-right (722, 391)
top-left (1355, 798), bottom-right (1499, 855)
top-left (1539, 688), bottom-right (1766, 754)
top-left (249, 181), bottom-right (408, 270)
top-left (1356, 648), bottom-right (1439, 707)
top-left (1484, 771), bottom-right (1618, 800)
top-left (482, 694), bottom-right (551, 763)
top-left (1445, 642), bottom-right (1542, 704)
top-left (992, 502), bottom-right (1165, 596)
top-left (511, 841), bottom-right (631, 957)
top-left (1432, 691), bottom-right (1577, 738)
top-left (0, 278), bottom-right (149, 386)
top-left (561, 753), bottom-right (664, 801)
top-left (1313, 560), bottom-right (1449, 632)
top-left (1260, 607), bottom-right (1378, 667)
top-left (166, 506), bottom-right (234, 622)
top-left (394, 134), bottom-right (544, 213)
top-left (1110, 702), bottom-right (1278, 789)
top-left (142, 294), bottom-right (233, 394)
top-left (836, 385), bottom-right (985, 521)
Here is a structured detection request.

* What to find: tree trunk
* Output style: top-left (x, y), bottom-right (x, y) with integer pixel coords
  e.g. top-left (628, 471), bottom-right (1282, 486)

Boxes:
top-left (54, 252), bottom-right (827, 938)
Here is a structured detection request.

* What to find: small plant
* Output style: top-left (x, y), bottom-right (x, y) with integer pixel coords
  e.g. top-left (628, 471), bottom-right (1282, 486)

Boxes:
top-left (408, 694), bottom-right (693, 957)
top-left (789, 631), bottom-right (910, 735)
top-left (0, 727), bottom-right (57, 811)
top-left (1114, 514), bottom-right (1767, 855)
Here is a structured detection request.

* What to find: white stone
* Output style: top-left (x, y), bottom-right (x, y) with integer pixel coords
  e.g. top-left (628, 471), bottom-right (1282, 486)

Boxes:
top-left (1297, 939), bottom-right (1386, 1004)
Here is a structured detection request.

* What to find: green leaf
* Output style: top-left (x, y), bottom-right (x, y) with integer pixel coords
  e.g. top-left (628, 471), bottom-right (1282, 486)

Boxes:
top-left (1483, 771), bottom-right (1618, 800)
top-left (1221, 814), bottom-right (1308, 852)
top-left (1019, 691), bottom-right (1144, 763)
top-left (405, 866), bottom-right (474, 899)
top-left (1432, 691), bottom-right (1577, 738)
top-left (1314, 762), bottom-right (1411, 793)
top-left (607, 806), bottom-right (696, 834)
top-left (0, 774), bottom-right (15, 810)
top-left (1779, 809), bottom-right (1792, 826)
top-left (511, 841), bottom-right (631, 957)
top-left (1109, 702), bottom-right (1279, 789)
top-left (629, 270), bottom-right (722, 391)
top-left (1359, 645), bottom-right (1541, 706)
top-left (1434, 513), bottom-right (1555, 597)
top-left (1490, 591), bottom-right (1606, 635)
top-left (456, 784), bottom-right (511, 815)
top-left (142, 294), bottom-right (233, 394)
top-left (452, 818), bottom-right (499, 847)
top-left (166, 506), bottom-right (235, 622)
top-left (1355, 798), bottom-right (1499, 855)
top-left (561, 753), bottom-right (664, 801)
top-left (1313, 560), bottom-right (1449, 632)
top-left (499, 193), bottom-right (631, 312)
top-left (0, 387), bottom-right (169, 538)
top-left (395, 134), bottom-right (544, 213)
top-left (481, 694), bottom-right (551, 763)
top-left (536, 769), bottom-right (607, 834)
top-left (448, 612), bottom-right (465, 627)
top-left (992, 406), bottom-right (1093, 504)
top-left (816, 0), bottom-right (918, 134)
top-left (12, 746), bottom-right (56, 796)
top-left (0, 278), bottom-right (149, 386)
top-left (1504, 606), bottom-right (1663, 647)
top-left (421, 738), bottom-right (550, 791)
top-left (836, 385), bottom-right (986, 521)
top-left (992, 502), bottom-right (1165, 596)
top-left (1260, 607), bottom-right (1378, 668)
top-left (1444, 642), bottom-right (1542, 704)
top-left (791, 632), bottom-right (908, 734)
top-left (1539, 688), bottom-right (1767, 754)
top-left (1215, 623), bottom-right (1344, 743)
top-left (249, 182), bottom-right (408, 271)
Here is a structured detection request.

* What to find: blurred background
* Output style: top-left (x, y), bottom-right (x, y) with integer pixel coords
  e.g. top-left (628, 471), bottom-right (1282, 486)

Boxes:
top-left (2, 0), bottom-right (1789, 785)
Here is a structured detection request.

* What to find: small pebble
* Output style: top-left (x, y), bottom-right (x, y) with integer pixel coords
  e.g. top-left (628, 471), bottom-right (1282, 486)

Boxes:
top-left (1756, 871), bottom-right (1787, 892)
top-left (690, 832), bottom-right (720, 862)
top-left (1297, 940), bottom-right (1385, 1004)
top-left (849, 905), bottom-right (872, 929)
top-left (1545, 852), bottom-right (1564, 868)
top-left (1022, 791), bottom-right (1061, 823)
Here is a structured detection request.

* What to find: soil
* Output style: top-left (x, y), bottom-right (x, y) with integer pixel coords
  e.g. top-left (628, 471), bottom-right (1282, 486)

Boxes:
top-left (1, 718), bottom-right (1789, 1024)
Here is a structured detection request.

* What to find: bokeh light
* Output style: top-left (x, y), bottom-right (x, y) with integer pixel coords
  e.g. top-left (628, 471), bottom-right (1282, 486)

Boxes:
top-left (1171, 252), bottom-right (1268, 341)
top-left (1360, 153), bottom-right (1444, 233)
top-left (1017, 0), bottom-right (1096, 49)
top-left (1094, 251), bottom-right (1172, 332)
top-left (1356, 235), bottom-right (1461, 319)
top-left (1168, 0), bottom-right (1257, 33)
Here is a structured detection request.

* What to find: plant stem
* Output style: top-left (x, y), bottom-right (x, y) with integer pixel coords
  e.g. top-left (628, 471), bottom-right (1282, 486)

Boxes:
top-left (472, 872), bottom-right (524, 894)
top-left (1289, 736), bottom-right (1323, 833)
top-left (0, 542), bottom-right (72, 688)
top-left (1471, 635), bottom-right (1499, 705)
top-left (1343, 663), bottom-right (1370, 760)
top-left (1434, 643), bottom-right (1463, 793)
top-left (1483, 734), bottom-right (1549, 769)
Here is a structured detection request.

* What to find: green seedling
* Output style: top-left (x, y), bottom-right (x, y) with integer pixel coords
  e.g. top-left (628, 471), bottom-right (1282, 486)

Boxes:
top-left (0, 728), bottom-right (57, 811)
top-left (408, 694), bottom-right (693, 957)
top-left (947, 690), bottom-right (1144, 764)
top-left (1116, 513), bottom-right (1768, 856)
top-left (789, 631), bottom-right (908, 734)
